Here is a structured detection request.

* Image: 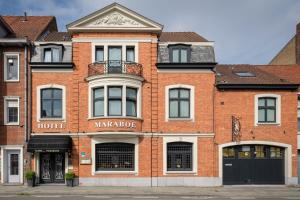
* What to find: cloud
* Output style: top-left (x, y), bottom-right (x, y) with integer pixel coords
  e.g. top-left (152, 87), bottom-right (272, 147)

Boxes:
top-left (2, 0), bottom-right (300, 64)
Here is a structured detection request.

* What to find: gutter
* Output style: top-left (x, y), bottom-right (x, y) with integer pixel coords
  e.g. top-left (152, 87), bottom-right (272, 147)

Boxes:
top-left (216, 84), bottom-right (300, 90)
top-left (0, 38), bottom-right (28, 44)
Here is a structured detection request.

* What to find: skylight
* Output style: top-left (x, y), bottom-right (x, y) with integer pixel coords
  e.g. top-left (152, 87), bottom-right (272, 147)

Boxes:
top-left (234, 72), bottom-right (256, 77)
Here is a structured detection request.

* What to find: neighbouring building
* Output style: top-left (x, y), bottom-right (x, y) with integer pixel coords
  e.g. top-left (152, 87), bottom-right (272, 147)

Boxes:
top-left (24, 3), bottom-right (299, 186)
top-left (0, 14), bottom-right (57, 184)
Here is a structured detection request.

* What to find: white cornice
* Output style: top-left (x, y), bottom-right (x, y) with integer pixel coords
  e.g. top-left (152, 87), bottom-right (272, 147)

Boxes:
top-left (72, 38), bottom-right (157, 43)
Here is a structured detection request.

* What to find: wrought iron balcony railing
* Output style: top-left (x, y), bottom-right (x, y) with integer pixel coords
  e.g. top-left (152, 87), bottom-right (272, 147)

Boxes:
top-left (88, 60), bottom-right (143, 78)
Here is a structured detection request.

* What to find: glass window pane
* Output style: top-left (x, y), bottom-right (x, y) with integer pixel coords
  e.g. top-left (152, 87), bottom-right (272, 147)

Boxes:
top-left (44, 49), bottom-right (52, 62)
top-left (53, 100), bottom-right (62, 117)
top-left (180, 101), bottom-right (189, 117)
top-left (94, 100), bottom-right (104, 117)
top-left (41, 100), bottom-right (52, 117)
top-left (126, 47), bottom-right (135, 62)
top-left (267, 98), bottom-right (275, 106)
top-left (126, 88), bottom-right (137, 99)
top-left (53, 89), bottom-right (62, 99)
top-left (169, 89), bottom-right (178, 98)
top-left (258, 98), bottom-right (265, 106)
top-left (94, 88), bottom-right (104, 99)
top-left (108, 47), bottom-right (122, 61)
top-left (298, 98), bottom-right (300, 108)
top-left (7, 56), bottom-right (18, 80)
top-left (42, 89), bottom-right (52, 99)
top-left (180, 49), bottom-right (188, 62)
top-left (180, 89), bottom-right (189, 98)
top-left (108, 100), bottom-right (122, 116)
top-left (258, 109), bottom-right (265, 122)
top-left (126, 101), bottom-right (136, 117)
top-left (267, 109), bottom-right (275, 122)
top-left (8, 107), bottom-right (18, 123)
top-left (95, 47), bottom-right (104, 62)
top-left (52, 48), bottom-right (60, 62)
top-left (172, 49), bottom-right (179, 62)
top-left (298, 118), bottom-right (300, 132)
top-left (109, 87), bottom-right (122, 98)
top-left (169, 100), bottom-right (178, 117)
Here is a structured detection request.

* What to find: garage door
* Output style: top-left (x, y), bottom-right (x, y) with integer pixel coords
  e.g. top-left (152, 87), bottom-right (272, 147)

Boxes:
top-left (223, 145), bottom-right (284, 185)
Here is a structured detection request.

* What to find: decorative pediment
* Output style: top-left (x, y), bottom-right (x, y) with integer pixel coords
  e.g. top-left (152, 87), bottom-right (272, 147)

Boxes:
top-left (86, 11), bottom-right (146, 28)
top-left (67, 3), bottom-right (163, 33)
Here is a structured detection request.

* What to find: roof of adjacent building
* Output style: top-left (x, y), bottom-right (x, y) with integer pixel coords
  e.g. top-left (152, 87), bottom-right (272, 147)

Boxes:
top-left (259, 65), bottom-right (300, 85)
top-left (41, 32), bottom-right (71, 42)
top-left (159, 32), bottom-right (208, 42)
top-left (215, 64), bottom-right (299, 89)
top-left (1, 16), bottom-right (57, 41)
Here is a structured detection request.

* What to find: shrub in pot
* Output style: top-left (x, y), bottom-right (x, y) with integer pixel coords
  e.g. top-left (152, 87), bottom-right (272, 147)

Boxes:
top-left (65, 171), bottom-right (75, 187)
top-left (25, 171), bottom-right (36, 187)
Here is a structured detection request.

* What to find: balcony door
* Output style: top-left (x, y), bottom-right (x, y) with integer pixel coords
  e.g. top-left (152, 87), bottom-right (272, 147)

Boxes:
top-left (108, 46), bottom-right (122, 73)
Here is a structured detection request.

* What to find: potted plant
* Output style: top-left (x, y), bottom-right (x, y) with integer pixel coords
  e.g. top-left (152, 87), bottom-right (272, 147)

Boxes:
top-left (65, 171), bottom-right (75, 187)
top-left (25, 171), bottom-right (36, 187)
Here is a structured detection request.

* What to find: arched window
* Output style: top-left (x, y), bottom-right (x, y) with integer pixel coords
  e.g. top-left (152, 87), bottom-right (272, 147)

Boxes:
top-left (167, 142), bottom-right (193, 171)
top-left (41, 88), bottom-right (62, 118)
top-left (95, 143), bottom-right (135, 171)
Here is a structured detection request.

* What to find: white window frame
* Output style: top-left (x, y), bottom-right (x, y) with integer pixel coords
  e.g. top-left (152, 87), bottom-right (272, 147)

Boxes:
top-left (3, 53), bottom-right (20, 82)
top-left (165, 84), bottom-right (195, 122)
top-left (91, 42), bottom-right (139, 64)
top-left (254, 94), bottom-right (281, 126)
top-left (36, 84), bottom-right (66, 122)
top-left (4, 96), bottom-right (20, 126)
top-left (88, 78), bottom-right (142, 119)
top-left (91, 137), bottom-right (139, 175)
top-left (163, 136), bottom-right (198, 175)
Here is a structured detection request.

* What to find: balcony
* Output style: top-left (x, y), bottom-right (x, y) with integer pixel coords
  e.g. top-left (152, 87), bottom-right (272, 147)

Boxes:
top-left (88, 60), bottom-right (143, 78)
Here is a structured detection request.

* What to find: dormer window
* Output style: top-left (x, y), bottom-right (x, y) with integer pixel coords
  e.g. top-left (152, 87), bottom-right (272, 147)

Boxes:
top-left (41, 44), bottom-right (63, 63)
top-left (169, 44), bottom-right (191, 63)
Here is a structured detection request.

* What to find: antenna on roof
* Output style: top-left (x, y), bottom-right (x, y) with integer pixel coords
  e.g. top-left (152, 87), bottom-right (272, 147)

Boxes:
top-left (22, 12), bottom-right (27, 22)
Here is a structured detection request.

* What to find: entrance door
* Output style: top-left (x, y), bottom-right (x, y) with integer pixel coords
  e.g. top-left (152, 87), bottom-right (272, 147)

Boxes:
top-left (7, 150), bottom-right (20, 183)
top-left (223, 145), bottom-right (284, 185)
top-left (40, 153), bottom-right (65, 183)
top-left (108, 46), bottom-right (122, 73)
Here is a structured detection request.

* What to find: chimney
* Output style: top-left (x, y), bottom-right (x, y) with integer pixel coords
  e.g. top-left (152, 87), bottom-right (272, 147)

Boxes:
top-left (22, 12), bottom-right (27, 22)
top-left (296, 23), bottom-right (300, 64)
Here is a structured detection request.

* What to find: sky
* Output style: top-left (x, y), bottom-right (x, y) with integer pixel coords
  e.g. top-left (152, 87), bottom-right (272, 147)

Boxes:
top-left (1, 0), bottom-right (300, 64)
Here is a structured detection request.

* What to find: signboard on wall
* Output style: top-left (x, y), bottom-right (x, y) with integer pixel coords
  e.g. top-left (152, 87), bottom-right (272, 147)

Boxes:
top-left (94, 121), bottom-right (136, 129)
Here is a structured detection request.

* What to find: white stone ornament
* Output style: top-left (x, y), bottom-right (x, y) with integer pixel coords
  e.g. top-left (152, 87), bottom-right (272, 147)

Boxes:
top-left (89, 12), bottom-right (145, 27)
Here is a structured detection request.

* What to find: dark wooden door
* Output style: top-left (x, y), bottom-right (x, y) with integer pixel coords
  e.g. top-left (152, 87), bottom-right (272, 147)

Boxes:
top-left (40, 153), bottom-right (65, 183)
top-left (223, 145), bottom-right (284, 185)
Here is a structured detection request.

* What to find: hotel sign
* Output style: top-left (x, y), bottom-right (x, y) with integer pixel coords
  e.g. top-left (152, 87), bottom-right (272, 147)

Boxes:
top-left (37, 123), bottom-right (64, 129)
top-left (95, 121), bottom-right (136, 129)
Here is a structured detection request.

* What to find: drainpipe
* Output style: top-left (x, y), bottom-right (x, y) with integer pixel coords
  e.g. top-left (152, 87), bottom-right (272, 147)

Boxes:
top-left (24, 39), bottom-right (28, 143)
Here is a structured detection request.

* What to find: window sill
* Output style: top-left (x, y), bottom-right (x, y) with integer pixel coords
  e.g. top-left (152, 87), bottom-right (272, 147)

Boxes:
top-left (256, 122), bottom-right (280, 126)
top-left (88, 116), bottom-right (143, 121)
top-left (4, 123), bottom-right (19, 126)
top-left (4, 80), bottom-right (19, 83)
top-left (167, 118), bottom-right (193, 121)
top-left (39, 118), bottom-right (65, 122)
top-left (165, 171), bottom-right (197, 175)
top-left (94, 171), bottom-right (137, 175)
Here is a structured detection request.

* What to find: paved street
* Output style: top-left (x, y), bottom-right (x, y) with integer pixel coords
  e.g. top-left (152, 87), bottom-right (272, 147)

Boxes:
top-left (0, 194), bottom-right (300, 200)
top-left (0, 186), bottom-right (299, 200)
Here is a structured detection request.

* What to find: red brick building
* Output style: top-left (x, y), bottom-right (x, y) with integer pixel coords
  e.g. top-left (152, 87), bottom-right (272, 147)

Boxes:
top-left (0, 14), bottom-right (57, 184)
top-left (1, 3), bottom-right (299, 186)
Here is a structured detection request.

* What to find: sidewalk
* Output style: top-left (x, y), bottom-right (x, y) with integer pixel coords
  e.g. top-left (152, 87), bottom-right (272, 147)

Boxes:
top-left (0, 185), bottom-right (299, 197)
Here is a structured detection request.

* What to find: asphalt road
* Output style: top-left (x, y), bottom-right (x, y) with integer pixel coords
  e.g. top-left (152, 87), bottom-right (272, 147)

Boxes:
top-left (0, 195), bottom-right (300, 200)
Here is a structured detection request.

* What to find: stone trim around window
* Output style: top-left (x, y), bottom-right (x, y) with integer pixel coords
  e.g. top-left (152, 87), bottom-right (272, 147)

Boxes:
top-left (254, 94), bottom-right (281, 126)
top-left (165, 84), bottom-right (195, 122)
top-left (3, 52), bottom-right (20, 82)
top-left (36, 84), bottom-right (66, 122)
top-left (3, 96), bottom-right (20, 126)
top-left (163, 136), bottom-right (198, 175)
top-left (88, 78), bottom-right (142, 119)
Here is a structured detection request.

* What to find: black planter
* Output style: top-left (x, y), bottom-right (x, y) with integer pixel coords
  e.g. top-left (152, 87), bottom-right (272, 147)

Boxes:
top-left (66, 179), bottom-right (73, 187)
top-left (27, 178), bottom-right (35, 187)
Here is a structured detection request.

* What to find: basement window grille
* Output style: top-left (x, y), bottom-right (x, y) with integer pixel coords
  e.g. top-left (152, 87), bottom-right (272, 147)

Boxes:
top-left (167, 142), bottom-right (193, 171)
top-left (95, 143), bottom-right (135, 171)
